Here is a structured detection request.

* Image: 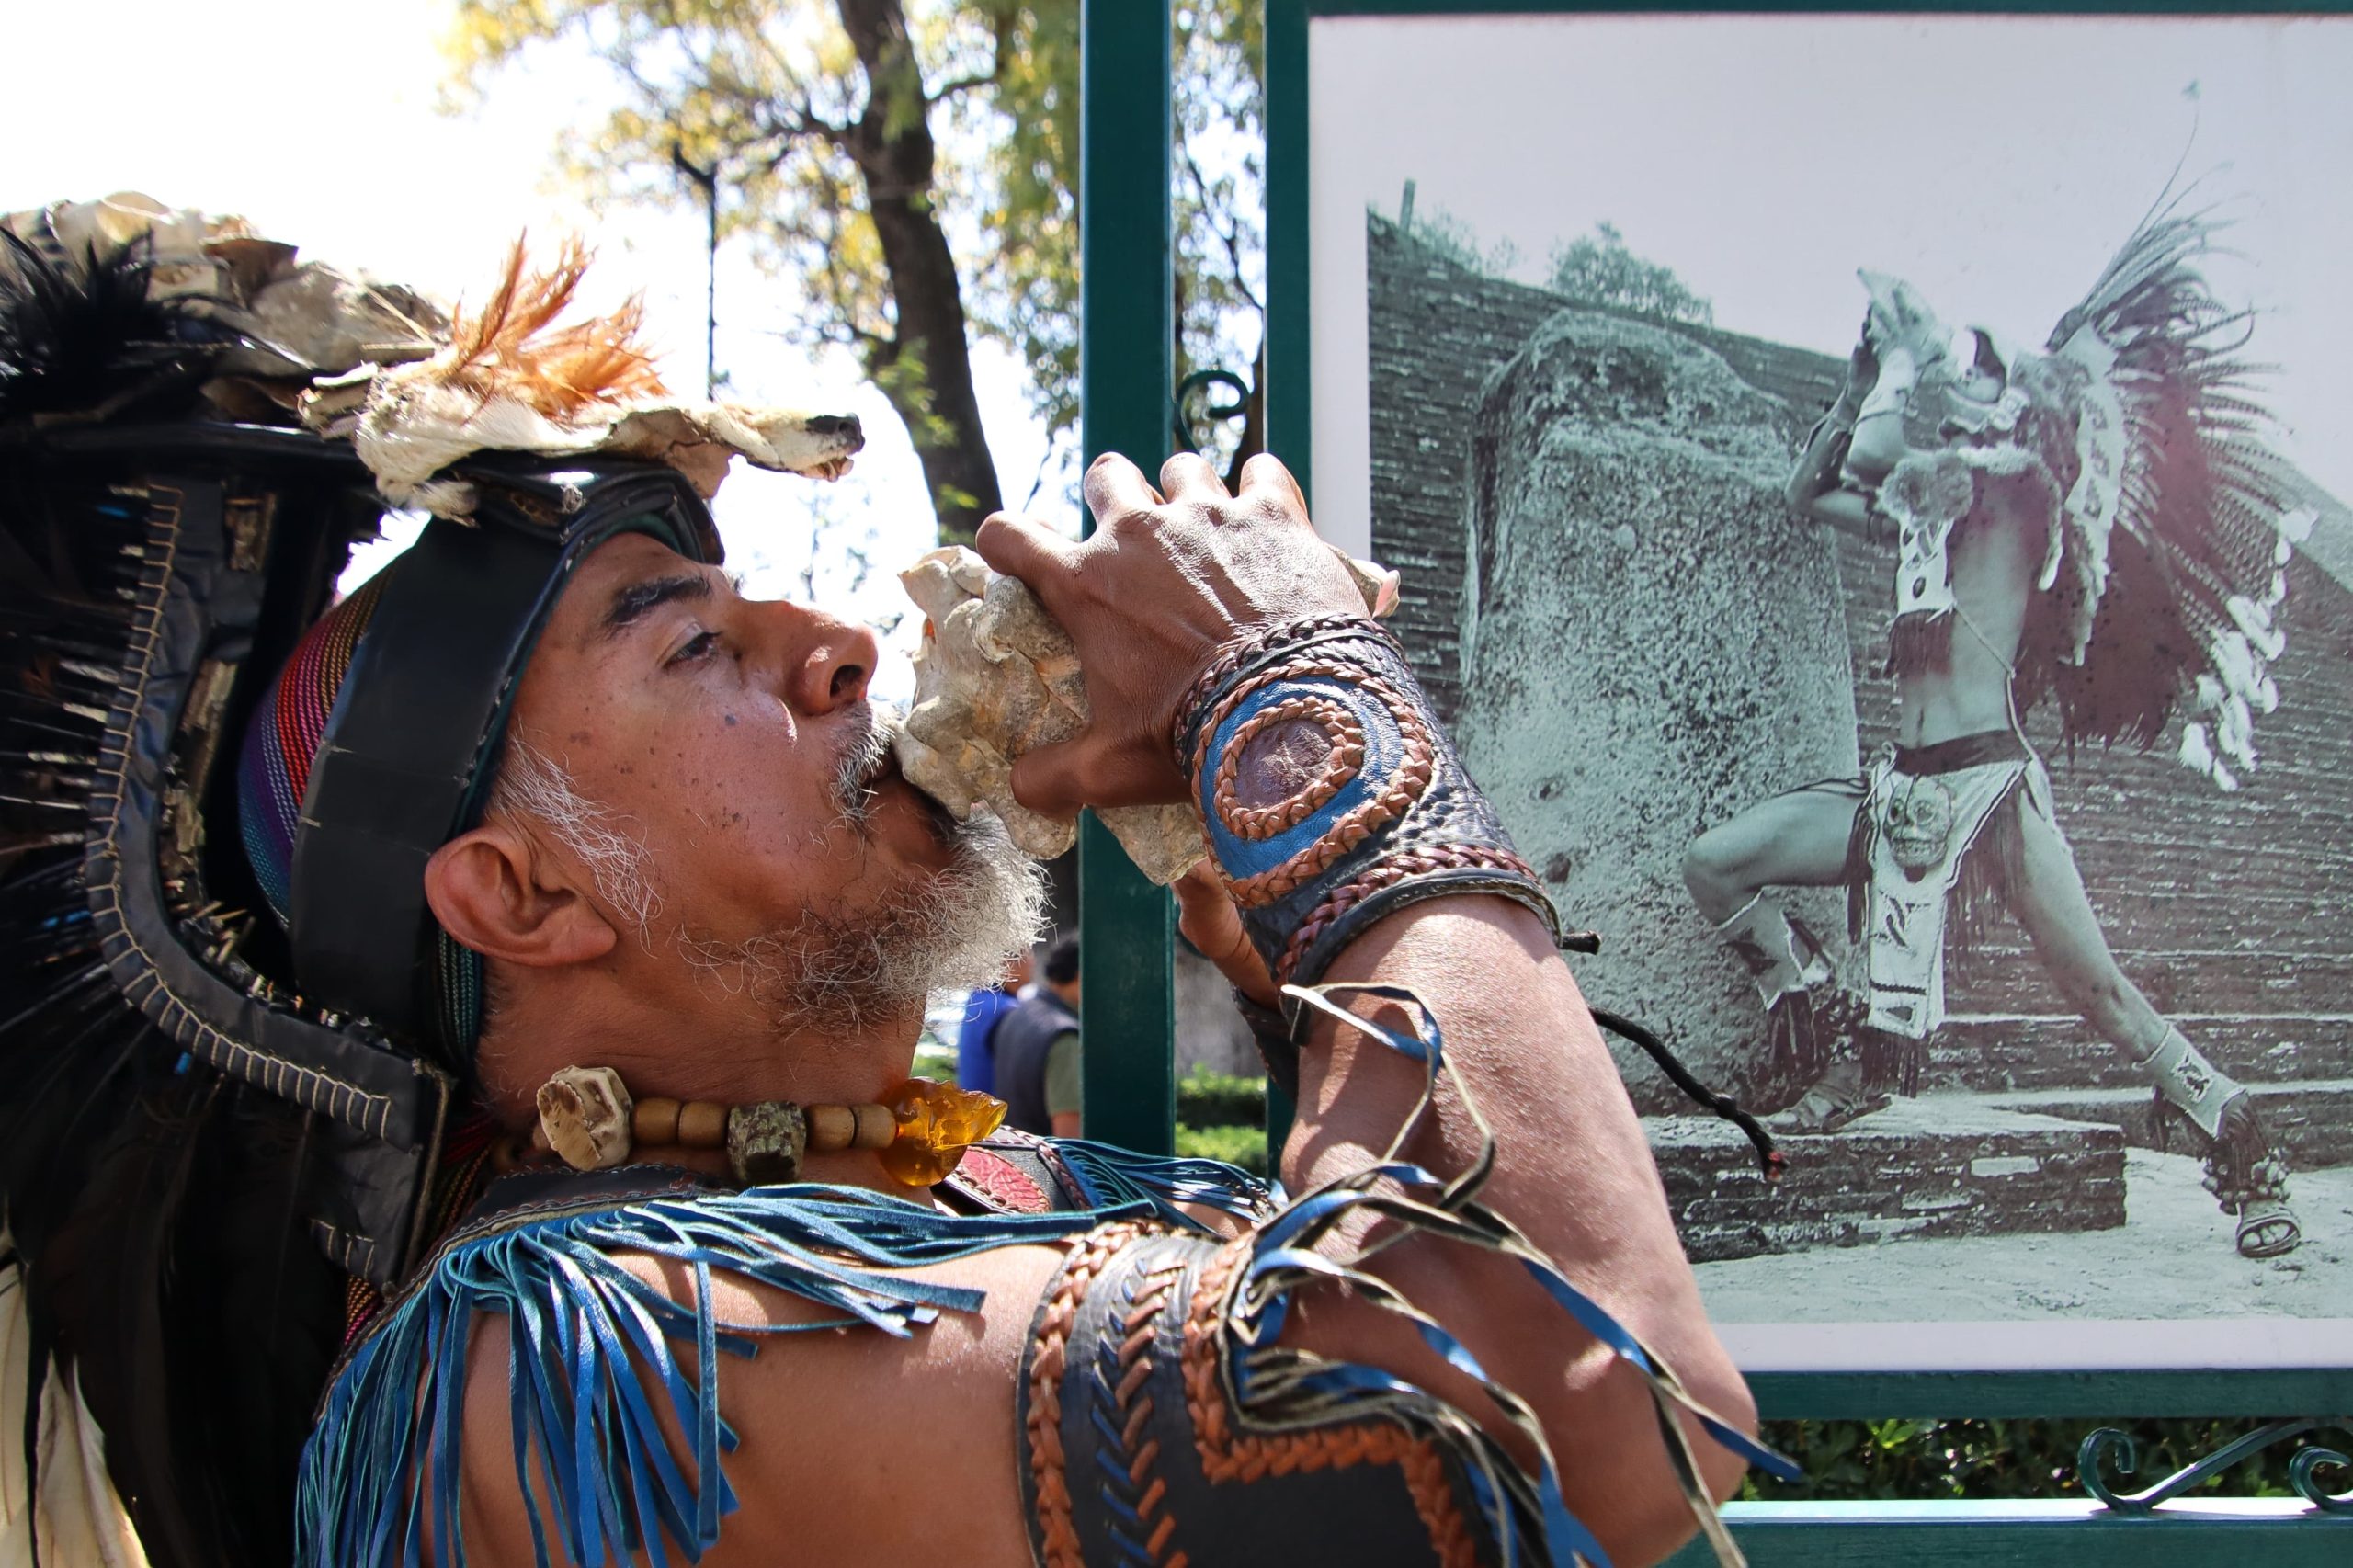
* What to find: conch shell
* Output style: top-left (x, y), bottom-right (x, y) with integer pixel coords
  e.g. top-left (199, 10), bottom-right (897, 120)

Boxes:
top-left (893, 544), bottom-right (1399, 884)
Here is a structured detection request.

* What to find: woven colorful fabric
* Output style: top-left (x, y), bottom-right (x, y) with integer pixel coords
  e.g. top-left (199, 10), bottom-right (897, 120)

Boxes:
top-left (238, 576), bottom-right (387, 926)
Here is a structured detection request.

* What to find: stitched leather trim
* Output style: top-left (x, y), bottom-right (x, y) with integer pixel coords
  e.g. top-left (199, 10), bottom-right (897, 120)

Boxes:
top-left (1029, 1221), bottom-right (1151, 1568)
top-left (1276, 844), bottom-right (1543, 984)
top-left (1095, 1251), bottom-right (1194, 1565)
top-left (81, 484), bottom-right (404, 1137)
top-left (1191, 659), bottom-right (1436, 909)
top-left (1169, 613), bottom-right (1387, 767)
top-left (1179, 1239), bottom-right (1480, 1568)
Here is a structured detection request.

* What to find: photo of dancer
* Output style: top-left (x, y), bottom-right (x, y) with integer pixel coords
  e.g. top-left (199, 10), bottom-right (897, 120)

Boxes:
top-left (1683, 227), bottom-right (2309, 1264)
top-left (1294, 11), bottom-right (2353, 1369)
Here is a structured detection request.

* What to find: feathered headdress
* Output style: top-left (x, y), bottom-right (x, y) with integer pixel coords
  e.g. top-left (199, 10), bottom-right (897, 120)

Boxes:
top-left (301, 234), bottom-right (863, 513)
top-left (1, 196), bottom-right (864, 1568)
top-left (1999, 199), bottom-right (2316, 788)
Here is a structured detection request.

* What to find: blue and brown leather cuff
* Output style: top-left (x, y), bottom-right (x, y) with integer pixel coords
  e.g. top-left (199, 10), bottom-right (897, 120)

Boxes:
top-left (1173, 615), bottom-right (1559, 997)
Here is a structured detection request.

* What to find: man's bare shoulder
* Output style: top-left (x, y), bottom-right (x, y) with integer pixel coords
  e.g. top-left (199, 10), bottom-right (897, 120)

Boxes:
top-left (457, 1238), bottom-right (1066, 1568)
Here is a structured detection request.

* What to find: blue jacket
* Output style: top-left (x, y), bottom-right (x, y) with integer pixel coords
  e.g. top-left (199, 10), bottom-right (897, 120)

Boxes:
top-left (954, 983), bottom-right (1020, 1094)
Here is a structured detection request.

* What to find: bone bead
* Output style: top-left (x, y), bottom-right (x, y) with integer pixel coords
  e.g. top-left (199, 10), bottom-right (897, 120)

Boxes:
top-left (849, 1102), bottom-right (896, 1150)
top-left (726, 1101), bottom-right (809, 1186)
top-left (677, 1100), bottom-right (728, 1149)
top-left (805, 1103), bottom-right (858, 1153)
top-left (535, 1066), bottom-right (634, 1171)
top-left (632, 1096), bottom-right (683, 1144)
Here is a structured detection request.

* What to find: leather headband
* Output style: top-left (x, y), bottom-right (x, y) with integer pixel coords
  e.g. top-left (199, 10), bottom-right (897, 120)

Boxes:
top-left (290, 463), bottom-right (720, 1041)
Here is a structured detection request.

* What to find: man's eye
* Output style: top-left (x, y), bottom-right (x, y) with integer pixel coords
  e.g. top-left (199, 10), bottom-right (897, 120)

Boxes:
top-left (667, 631), bottom-right (722, 666)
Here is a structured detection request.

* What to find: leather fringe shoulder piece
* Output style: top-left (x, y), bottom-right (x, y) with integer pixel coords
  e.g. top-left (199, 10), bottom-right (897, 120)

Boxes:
top-left (1014, 989), bottom-right (1796, 1568)
top-left (1041, 1138), bottom-right (1280, 1227)
top-left (296, 1154), bottom-right (1273, 1568)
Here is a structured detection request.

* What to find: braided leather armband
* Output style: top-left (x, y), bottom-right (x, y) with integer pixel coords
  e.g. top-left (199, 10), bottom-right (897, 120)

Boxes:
top-left (1173, 616), bottom-right (1559, 995)
top-left (1018, 1223), bottom-right (1508, 1568)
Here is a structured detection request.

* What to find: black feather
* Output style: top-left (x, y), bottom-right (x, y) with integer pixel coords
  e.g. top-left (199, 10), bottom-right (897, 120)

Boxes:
top-left (1, 466), bottom-right (343, 1565)
top-left (0, 229), bottom-right (241, 425)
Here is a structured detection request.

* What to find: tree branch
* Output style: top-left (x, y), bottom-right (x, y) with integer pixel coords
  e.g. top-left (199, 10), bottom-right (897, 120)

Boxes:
top-left (1179, 138), bottom-right (1263, 316)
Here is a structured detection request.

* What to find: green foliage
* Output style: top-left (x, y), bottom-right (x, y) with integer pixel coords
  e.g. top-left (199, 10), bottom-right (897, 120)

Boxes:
top-left (1392, 199), bottom-right (1518, 278)
top-left (1546, 221), bottom-right (1712, 326)
top-left (1750, 1417), bottom-right (2323, 1503)
top-left (1173, 1120), bottom-right (1267, 1176)
top-left (1176, 1065), bottom-right (1264, 1129)
top-left (444, 0), bottom-right (1267, 522)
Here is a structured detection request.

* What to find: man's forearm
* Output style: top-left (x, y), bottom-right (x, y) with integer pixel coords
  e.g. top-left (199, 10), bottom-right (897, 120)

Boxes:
top-left (977, 451), bottom-right (1756, 1565)
top-left (1278, 894), bottom-right (1753, 1561)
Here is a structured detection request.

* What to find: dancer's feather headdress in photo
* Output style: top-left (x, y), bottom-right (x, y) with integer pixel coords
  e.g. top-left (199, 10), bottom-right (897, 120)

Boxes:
top-left (1866, 195), bottom-right (2319, 790)
top-left (0, 193), bottom-right (861, 1568)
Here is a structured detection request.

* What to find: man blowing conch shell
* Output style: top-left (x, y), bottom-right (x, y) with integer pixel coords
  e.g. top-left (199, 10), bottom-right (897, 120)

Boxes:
top-left (0, 203), bottom-right (1772, 1568)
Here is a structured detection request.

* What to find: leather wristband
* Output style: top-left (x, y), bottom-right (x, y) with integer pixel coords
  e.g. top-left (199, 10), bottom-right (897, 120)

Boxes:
top-left (1172, 615), bottom-right (1560, 999)
top-left (1230, 987), bottom-right (1301, 1102)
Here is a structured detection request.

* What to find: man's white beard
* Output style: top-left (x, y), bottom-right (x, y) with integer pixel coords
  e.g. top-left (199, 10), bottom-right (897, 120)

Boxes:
top-left (676, 808), bottom-right (1048, 1039)
top-left (500, 708), bottom-right (1047, 1040)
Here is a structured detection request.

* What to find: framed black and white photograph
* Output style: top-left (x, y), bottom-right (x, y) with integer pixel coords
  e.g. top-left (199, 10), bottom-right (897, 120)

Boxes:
top-left (1276, 5), bottom-right (2353, 1381)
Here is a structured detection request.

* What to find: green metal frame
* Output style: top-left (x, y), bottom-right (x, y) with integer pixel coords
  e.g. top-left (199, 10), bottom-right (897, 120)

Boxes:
top-left (1078, 0), bottom-right (2347, 1549)
top-left (1077, 0), bottom-right (1177, 1154)
top-left (1263, 0), bottom-right (2353, 1418)
top-left (1660, 1498), bottom-right (2350, 1566)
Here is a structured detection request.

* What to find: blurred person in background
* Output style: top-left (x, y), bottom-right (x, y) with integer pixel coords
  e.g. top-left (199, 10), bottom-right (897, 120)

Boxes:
top-left (955, 947), bottom-right (1033, 1093)
top-left (994, 934), bottom-right (1081, 1136)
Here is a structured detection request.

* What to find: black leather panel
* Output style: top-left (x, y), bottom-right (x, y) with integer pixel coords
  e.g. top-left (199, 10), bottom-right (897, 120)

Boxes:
top-left (1022, 1229), bottom-right (1498, 1567)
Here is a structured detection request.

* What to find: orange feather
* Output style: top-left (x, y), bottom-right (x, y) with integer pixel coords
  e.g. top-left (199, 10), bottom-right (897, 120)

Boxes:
top-left (434, 236), bottom-right (666, 418)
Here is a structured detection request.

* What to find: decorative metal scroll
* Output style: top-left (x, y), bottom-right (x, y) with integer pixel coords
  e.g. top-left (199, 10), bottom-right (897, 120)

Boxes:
top-left (1171, 368), bottom-right (1253, 454)
top-left (2078, 1419), bottom-right (2353, 1514)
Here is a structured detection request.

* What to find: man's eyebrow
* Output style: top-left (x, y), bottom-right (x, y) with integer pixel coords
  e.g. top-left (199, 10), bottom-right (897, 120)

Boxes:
top-left (597, 572), bottom-right (713, 643)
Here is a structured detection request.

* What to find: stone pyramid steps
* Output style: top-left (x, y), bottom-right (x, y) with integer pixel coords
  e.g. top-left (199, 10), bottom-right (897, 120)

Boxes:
top-left (1648, 1095), bottom-right (2125, 1265)
top-left (1978, 1079), bottom-right (2353, 1170)
top-left (1647, 1077), bottom-right (2348, 1264)
top-left (1926, 1014), bottom-right (2353, 1094)
top-left (1945, 946), bottom-right (2353, 1020)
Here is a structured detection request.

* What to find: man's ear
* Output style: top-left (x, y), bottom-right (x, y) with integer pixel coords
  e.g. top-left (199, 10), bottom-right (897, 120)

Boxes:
top-left (425, 822), bottom-right (618, 970)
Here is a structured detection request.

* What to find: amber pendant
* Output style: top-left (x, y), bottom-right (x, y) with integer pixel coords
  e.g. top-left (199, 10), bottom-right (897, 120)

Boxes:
top-left (878, 1078), bottom-right (1008, 1186)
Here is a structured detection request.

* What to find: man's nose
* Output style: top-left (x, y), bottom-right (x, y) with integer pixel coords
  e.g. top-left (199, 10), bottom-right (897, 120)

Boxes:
top-left (766, 602), bottom-right (880, 714)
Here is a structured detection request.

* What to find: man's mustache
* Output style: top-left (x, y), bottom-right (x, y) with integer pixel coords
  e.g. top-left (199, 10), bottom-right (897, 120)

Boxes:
top-left (829, 702), bottom-right (899, 825)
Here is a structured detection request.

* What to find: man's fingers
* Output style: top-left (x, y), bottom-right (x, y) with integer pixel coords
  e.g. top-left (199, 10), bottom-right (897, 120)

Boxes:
top-left (1081, 452), bottom-right (1165, 528)
top-left (1159, 451), bottom-right (1230, 506)
top-left (972, 513), bottom-right (1079, 596)
top-left (1236, 452), bottom-right (1310, 522)
top-left (1006, 738), bottom-right (1094, 820)
top-left (1173, 862), bottom-right (1278, 1005)
top-left (1009, 737), bottom-right (1179, 816)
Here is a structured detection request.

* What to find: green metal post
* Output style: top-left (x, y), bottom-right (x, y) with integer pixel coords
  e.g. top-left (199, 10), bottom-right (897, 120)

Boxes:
top-left (1259, 0), bottom-right (1312, 1156)
top-left (1076, 0), bottom-right (1176, 1153)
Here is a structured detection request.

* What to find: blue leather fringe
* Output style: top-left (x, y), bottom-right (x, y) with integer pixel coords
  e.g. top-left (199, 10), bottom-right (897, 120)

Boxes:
top-left (1267, 984), bottom-right (1800, 1568)
top-left (296, 1165), bottom-right (1264, 1568)
top-left (1049, 1139), bottom-right (1278, 1222)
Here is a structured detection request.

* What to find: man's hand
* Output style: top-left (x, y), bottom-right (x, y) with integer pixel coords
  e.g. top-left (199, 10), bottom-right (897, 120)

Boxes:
top-left (972, 451), bottom-right (1364, 815)
top-left (1836, 316), bottom-right (1879, 417)
top-left (1174, 861), bottom-right (1278, 1006)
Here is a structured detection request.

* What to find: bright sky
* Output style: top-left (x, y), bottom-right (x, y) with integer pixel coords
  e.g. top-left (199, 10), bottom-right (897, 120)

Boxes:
top-left (0, 0), bottom-right (1059, 700)
top-left (1311, 13), bottom-right (2353, 537)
